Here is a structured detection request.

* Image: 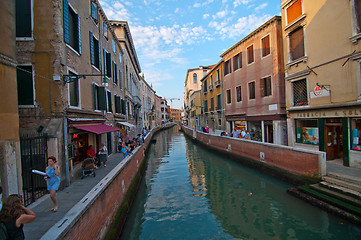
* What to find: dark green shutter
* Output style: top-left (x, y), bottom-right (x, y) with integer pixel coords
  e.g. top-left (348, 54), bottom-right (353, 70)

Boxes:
top-left (98, 86), bottom-right (106, 110)
top-left (318, 118), bottom-right (325, 152)
top-left (342, 118), bottom-right (350, 166)
top-left (92, 83), bottom-right (97, 109)
top-left (89, 32), bottom-right (94, 65)
top-left (63, 0), bottom-right (70, 44)
top-left (103, 49), bottom-right (106, 75)
top-left (17, 66), bottom-right (33, 105)
top-left (121, 99), bottom-right (126, 114)
top-left (16, 0), bottom-right (32, 37)
top-left (98, 41), bottom-right (102, 71)
top-left (77, 15), bottom-right (81, 54)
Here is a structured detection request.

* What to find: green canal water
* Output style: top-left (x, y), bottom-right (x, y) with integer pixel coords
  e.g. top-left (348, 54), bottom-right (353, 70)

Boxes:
top-left (120, 127), bottom-right (361, 239)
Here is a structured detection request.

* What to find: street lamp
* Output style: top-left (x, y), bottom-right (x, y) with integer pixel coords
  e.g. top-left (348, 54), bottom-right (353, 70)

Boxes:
top-left (63, 74), bottom-right (108, 86)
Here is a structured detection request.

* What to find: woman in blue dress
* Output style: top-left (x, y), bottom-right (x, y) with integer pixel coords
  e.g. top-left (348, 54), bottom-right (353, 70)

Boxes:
top-left (45, 156), bottom-right (60, 212)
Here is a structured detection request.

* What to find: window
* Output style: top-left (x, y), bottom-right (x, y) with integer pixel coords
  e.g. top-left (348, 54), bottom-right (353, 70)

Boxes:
top-left (290, 27), bottom-right (305, 61)
top-left (203, 79), bottom-right (207, 92)
top-left (16, 0), bottom-right (32, 38)
top-left (286, 0), bottom-right (302, 24)
top-left (90, 1), bottom-right (98, 24)
top-left (261, 76), bottom-right (272, 97)
top-left (103, 49), bottom-right (111, 78)
top-left (351, 118), bottom-right (361, 150)
top-left (247, 45), bottom-right (254, 64)
top-left (296, 119), bottom-right (318, 145)
top-left (224, 60), bottom-right (231, 75)
top-left (64, 3), bottom-right (81, 53)
top-left (210, 76), bottom-right (213, 87)
top-left (236, 86), bottom-right (242, 102)
top-left (193, 73), bottom-right (197, 83)
top-left (69, 72), bottom-right (79, 107)
top-left (248, 81), bottom-right (255, 99)
top-left (216, 94), bottom-right (221, 110)
top-left (17, 66), bottom-right (34, 105)
top-left (233, 53), bottom-right (242, 71)
top-left (262, 35), bottom-right (270, 57)
top-left (210, 97), bottom-right (214, 111)
top-left (113, 61), bottom-right (118, 84)
top-left (226, 89), bottom-right (231, 104)
top-left (204, 100), bottom-right (208, 112)
top-left (121, 99), bottom-right (126, 114)
top-left (292, 79), bottom-right (308, 106)
top-left (112, 39), bottom-right (116, 53)
top-left (92, 84), bottom-right (106, 110)
top-left (217, 69), bottom-right (220, 82)
top-left (103, 22), bottom-right (108, 39)
top-left (114, 95), bottom-right (121, 113)
top-left (107, 91), bottom-right (112, 112)
top-left (89, 32), bottom-right (101, 70)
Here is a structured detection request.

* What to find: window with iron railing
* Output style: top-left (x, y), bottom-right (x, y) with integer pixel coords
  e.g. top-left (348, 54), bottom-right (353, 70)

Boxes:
top-left (293, 79), bottom-right (308, 106)
top-left (210, 97), bottom-right (214, 111)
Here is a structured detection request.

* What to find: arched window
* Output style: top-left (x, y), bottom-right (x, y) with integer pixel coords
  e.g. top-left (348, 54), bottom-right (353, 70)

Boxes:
top-left (193, 73), bottom-right (197, 83)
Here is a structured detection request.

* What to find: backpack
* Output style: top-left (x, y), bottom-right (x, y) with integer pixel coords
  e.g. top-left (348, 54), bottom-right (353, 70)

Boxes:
top-left (0, 222), bottom-right (8, 239)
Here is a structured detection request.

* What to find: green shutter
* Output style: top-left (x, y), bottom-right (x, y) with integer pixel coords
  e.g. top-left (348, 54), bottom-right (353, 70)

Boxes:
top-left (318, 118), bottom-right (325, 152)
top-left (121, 99), bottom-right (126, 114)
top-left (89, 32), bottom-right (94, 65)
top-left (342, 118), bottom-right (350, 166)
top-left (63, 0), bottom-right (70, 44)
top-left (92, 83), bottom-right (96, 109)
top-left (77, 15), bottom-right (81, 54)
top-left (103, 49), bottom-right (106, 75)
top-left (98, 86), bottom-right (106, 110)
top-left (17, 66), bottom-right (34, 105)
top-left (16, 0), bottom-right (32, 37)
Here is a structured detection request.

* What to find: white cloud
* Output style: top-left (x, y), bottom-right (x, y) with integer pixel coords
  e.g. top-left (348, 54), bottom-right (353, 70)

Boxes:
top-left (193, 3), bottom-right (201, 8)
top-left (99, 0), bottom-right (131, 21)
top-left (203, 14), bottom-right (210, 19)
top-left (255, 3), bottom-right (268, 11)
top-left (209, 14), bottom-right (271, 39)
top-left (233, 0), bottom-right (254, 8)
top-left (212, 10), bottom-right (228, 19)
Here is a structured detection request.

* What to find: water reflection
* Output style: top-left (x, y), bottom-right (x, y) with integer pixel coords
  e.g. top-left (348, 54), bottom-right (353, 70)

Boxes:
top-left (120, 128), bottom-right (361, 240)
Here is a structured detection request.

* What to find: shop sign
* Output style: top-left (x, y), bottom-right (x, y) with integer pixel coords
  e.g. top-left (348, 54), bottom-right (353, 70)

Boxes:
top-left (296, 109), bottom-right (361, 118)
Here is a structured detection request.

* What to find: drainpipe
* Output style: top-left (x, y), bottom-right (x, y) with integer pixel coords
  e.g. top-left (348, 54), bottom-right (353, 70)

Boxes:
top-left (63, 117), bottom-right (70, 187)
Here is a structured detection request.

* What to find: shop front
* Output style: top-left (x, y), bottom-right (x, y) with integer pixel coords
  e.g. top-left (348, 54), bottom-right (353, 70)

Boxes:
top-left (289, 106), bottom-right (361, 168)
top-left (68, 119), bottom-right (120, 170)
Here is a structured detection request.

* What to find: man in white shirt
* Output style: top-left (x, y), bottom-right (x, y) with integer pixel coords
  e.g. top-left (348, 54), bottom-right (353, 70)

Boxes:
top-left (232, 127), bottom-right (240, 138)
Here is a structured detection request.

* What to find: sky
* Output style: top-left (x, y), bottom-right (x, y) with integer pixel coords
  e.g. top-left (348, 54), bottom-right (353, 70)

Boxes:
top-left (99, 0), bottom-right (281, 109)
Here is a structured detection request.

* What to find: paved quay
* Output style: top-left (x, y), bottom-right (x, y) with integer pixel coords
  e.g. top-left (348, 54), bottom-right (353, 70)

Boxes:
top-left (24, 152), bottom-right (125, 239)
top-left (23, 155), bottom-right (361, 239)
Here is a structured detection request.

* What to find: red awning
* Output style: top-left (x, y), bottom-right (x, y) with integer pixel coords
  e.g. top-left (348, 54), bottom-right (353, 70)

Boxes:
top-left (74, 124), bottom-right (120, 134)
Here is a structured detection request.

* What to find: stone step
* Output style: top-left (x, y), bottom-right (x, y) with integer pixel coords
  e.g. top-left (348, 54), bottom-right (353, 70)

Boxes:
top-left (326, 172), bottom-right (361, 186)
top-left (297, 185), bottom-right (361, 217)
top-left (322, 176), bottom-right (361, 193)
top-left (310, 183), bottom-right (361, 208)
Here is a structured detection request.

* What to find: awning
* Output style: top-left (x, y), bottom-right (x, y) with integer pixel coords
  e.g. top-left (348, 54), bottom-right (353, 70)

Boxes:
top-left (74, 124), bottom-right (120, 134)
top-left (117, 122), bottom-right (136, 128)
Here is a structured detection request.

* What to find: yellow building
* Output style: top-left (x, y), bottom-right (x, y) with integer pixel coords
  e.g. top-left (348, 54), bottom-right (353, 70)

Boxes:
top-left (0, 0), bottom-right (22, 197)
top-left (200, 60), bottom-right (225, 133)
top-left (170, 108), bottom-right (182, 124)
top-left (190, 90), bottom-right (202, 129)
top-left (184, 65), bottom-right (213, 127)
top-left (281, 0), bottom-right (361, 167)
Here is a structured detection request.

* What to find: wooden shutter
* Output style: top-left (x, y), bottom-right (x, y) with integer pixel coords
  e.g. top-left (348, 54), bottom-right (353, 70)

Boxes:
top-left (63, 0), bottom-right (70, 44)
top-left (103, 49), bottom-right (107, 75)
top-left (98, 86), bottom-right (106, 110)
top-left (98, 41), bottom-right (102, 71)
top-left (287, 0), bottom-right (302, 24)
top-left (262, 35), bottom-right (270, 57)
top-left (89, 32), bottom-right (94, 65)
top-left (92, 83), bottom-right (97, 109)
top-left (260, 78), bottom-right (265, 97)
top-left (290, 27), bottom-right (304, 60)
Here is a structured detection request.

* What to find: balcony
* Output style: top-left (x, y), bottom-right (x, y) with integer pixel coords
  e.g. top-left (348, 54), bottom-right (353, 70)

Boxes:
top-left (215, 80), bottom-right (220, 87)
top-left (208, 85), bottom-right (213, 91)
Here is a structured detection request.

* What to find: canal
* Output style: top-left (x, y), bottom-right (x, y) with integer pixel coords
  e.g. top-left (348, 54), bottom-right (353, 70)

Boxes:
top-left (120, 127), bottom-right (361, 239)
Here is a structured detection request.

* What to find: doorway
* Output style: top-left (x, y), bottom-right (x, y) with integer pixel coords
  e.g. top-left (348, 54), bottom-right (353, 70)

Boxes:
top-left (325, 119), bottom-right (343, 160)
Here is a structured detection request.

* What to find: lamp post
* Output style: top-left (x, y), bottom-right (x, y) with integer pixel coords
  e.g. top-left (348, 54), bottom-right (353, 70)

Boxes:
top-left (63, 74), bottom-right (108, 86)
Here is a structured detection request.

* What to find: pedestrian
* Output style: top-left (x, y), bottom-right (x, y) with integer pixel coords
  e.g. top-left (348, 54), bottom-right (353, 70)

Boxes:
top-left (121, 143), bottom-right (131, 158)
top-left (206, 126), bottom-right (209, 133)
top-left (86, 145), bottom-right (98, 168)
top-left (0, 194), bottom-right (36, 239)
top-left (241, 129), bottom-right (246, 138)
top-left (125, 135), bottom-right (130, 144)
top-left (99, 143), bottom-right (108, 167)
top-left (0, 186), bottom-right (2, 211)
top-left (137, 134), bottom-right (144, 145)
top-left (232, 127), bottom-right (240, 138)
top-left (45, 156), bottom-right (60, 212)
top-left (245, 130), bottom-right (250, 139)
